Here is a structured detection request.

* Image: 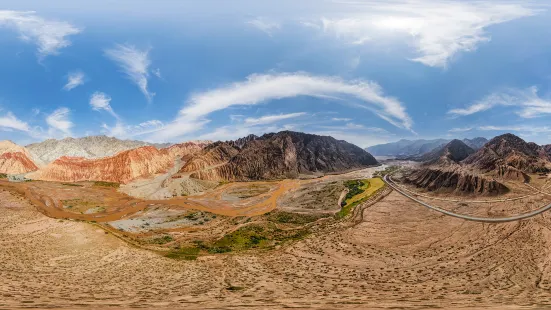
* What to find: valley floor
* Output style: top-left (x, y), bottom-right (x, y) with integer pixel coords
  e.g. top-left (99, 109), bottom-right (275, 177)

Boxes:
top-left (3, 182), bottom-right (551, 309)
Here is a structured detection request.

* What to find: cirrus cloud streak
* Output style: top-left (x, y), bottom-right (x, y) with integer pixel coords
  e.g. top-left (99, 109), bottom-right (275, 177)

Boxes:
top-left (147, 72), bottom-right (412, 142)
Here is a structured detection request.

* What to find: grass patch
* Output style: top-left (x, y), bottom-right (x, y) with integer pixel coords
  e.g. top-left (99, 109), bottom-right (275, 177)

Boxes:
top-left (62, 183), bottom-right (84, 187)
top-left (336, 178), bottom-right (385, 219)
top-left (164, 247), bottom-right (200, 260)
top-left (0, 173), bottom-right (7, 179)
top-left (267, 211), bottom-right (329, 225)
top-left (93, 181), bottom-right (120, 188)
top-left (226, 286), bottom-right (245, 291)
top-left (188, 223), bottom-right (310, 254)
top-left (151, 235), bottom-right (174, 245)
top-left (209, 225), bottom-right (269, 252)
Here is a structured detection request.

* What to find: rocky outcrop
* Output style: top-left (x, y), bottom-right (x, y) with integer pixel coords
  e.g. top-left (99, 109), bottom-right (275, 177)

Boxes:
top-left (28, 141), bottom-right (209, 184)
top-left (463, 133), bottom-right (551, 176)
top-left (179, 142), bottom-right (240, 174)
top-left (403, 134), bottom-right (549, 195)
top-left (0, 152), bottom-right (39, 175)
top-left (182, 131), bottom-right (378, 181)
top-left (26, 135), bottom-right (172, 166)
top-left (413, 139), bottom-right (475, 165)
top-left (0, 140), bottom-right (39, 174)
top-left (404, 168), bottom-right (508, 195)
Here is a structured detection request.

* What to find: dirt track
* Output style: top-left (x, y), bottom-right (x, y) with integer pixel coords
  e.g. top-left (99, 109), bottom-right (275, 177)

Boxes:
top-left (385, 174), bottom-right (551, 222)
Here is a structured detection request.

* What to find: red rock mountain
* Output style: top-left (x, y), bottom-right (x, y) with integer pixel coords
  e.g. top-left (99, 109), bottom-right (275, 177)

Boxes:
top-left (28, 141), bottom-right (209, 184)
top-left (0, 140), bottom-right (39, 175)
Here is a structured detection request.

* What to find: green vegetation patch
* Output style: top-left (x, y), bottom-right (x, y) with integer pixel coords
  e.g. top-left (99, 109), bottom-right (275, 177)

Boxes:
top-left (336, 178), bottom-right (385, 219)
top-left (267, 211), bottom-right (329, 225)
top-left (150, 235), bottom-right (174, 245)
top-left (93, 181), bottom-right (120, 188)
top-left (184, 223), bottom-right (310, 255)
top-left (208, 225), bottom-right (269, 253)
top-left (0, 173), bottom-right (7, 179)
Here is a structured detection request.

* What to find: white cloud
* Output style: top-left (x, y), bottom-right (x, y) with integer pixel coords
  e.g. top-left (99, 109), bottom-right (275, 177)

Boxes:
top-left (105, 44), bottom-right (154, 102)
top-left (478, 125), bottom-right (551, 134)
top-left (152, 68), bottom-right (162, 78)
top-left (102, 120), bottom-right (165, 139)
top-left (313, 2), bottom-right (537, 67)
top-left (331, 117), bottom-right (352, 121)
top-left (90, 92), bottom-right (118, 118)
top-left (244, 112), bottom-right (307, 126)
top-left (449, 86), bottom-right (551, 118)
top-left (0, 111), bottom-right (30, 132)
top-left (46, 107), bottom-right (73, 137)
top-left (0, 10), bottom-right (81, 59)
top-left (63, 71), bottom-right (85, 91)
top-left (148, 72), bottom-right (411, 142)
top-left (448, 127), bottom-right (473, 133)
top-left (247, 17), bottom-right (281, 36)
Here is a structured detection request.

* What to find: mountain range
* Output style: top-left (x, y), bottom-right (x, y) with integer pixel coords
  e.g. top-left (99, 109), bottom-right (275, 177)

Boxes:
top-left (0, 131), bottom-right (378, 186)
top-left (182, 131), bottom-right (378, 181)
top-left (403, 134), bottom-right (551, 195)
top-left (26, 136), bottom-right (171, 166)
top-left (367, 137), bottom-right (488, 157)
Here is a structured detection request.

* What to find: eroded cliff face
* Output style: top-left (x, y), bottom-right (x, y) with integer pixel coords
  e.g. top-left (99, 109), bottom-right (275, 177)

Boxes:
top-left (180, 131), bottom-right (378, 182)
top-left (0, 141), bottom-right (39, 174)
top-left (404, 167), bottom-right (509, 195)
top-left (0, 152), bottom-right (39, 175)
top-left (463, 133), bottom-right (551, 175)
top-left (28, 142), bottom-right (209, 184)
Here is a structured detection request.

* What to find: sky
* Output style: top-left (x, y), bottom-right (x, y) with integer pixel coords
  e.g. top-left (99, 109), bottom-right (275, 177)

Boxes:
top-left (0, 0), bottom-right (551, 147)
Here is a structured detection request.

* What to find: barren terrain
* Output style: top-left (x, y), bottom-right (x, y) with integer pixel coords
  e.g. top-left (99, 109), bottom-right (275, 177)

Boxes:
top-left (3, 165), bottom-right (551, 308)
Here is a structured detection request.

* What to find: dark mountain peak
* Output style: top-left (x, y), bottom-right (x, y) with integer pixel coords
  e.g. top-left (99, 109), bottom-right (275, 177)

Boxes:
top-left (419, 139), bottom-right (474, 165)
top-left (183, 130), bottom-right (378, 181)
top-left (485, 133), bottom-right (540, 157)
top-left (463, 133), bottom-right (550, 176)
top-left (229, 134), bottom-right (259, 149)
top-left (445, 140), bottom-right (475, 162)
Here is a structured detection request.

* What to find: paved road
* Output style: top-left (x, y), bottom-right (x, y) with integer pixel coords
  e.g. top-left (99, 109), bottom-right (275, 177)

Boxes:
top-left (383, 175), bottom-right (551, 223)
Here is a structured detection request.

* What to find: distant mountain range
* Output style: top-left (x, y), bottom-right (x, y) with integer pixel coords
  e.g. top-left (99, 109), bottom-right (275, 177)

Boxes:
top-left (366, 137), bottom-right (488, 157)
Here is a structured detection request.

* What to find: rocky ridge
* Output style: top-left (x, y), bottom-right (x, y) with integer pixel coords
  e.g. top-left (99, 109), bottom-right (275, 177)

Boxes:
top-left (180, 131), bottom-right (378, 181)
top-left (0, 140), bottom-right (38, 174)
top-left (403, 134), bottom-right (551, 195)
top-left (27, 141), bottom-right (210, 184)
top-left (26, 136), bottom-right (172, 166)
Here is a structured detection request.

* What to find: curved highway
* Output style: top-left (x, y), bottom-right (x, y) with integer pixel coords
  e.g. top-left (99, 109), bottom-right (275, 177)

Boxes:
top-left (383, 174), bottom-right (551, 223)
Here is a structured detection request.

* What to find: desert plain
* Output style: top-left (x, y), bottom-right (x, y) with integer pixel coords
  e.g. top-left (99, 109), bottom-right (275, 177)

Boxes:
top-left (2, 163), bottom-right (551, 309)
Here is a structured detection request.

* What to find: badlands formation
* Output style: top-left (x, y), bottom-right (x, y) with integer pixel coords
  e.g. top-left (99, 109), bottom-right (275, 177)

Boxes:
top-left (4, 131), bottom-right (551, 308)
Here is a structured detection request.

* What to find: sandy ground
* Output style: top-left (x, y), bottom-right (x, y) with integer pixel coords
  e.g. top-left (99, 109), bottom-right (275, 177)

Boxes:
top-left (3, 179), bottom-right (551, 309)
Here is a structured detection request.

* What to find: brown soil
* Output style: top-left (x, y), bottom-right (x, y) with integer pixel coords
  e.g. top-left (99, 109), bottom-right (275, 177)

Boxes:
top-left (3, 166), bottom-right (551, 308)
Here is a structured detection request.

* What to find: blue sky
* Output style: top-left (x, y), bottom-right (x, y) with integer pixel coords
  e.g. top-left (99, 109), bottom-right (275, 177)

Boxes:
top-left (1, 0), bottom-right (551, 147)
